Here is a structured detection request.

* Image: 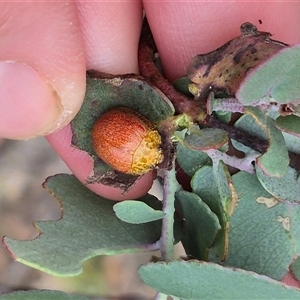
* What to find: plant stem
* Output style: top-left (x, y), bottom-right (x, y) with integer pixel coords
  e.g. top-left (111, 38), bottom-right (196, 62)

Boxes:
top-left (205, 115), bottom-right (300, 172)
top-left (138, 18), bottom-right (206, 121)
top-left (160, 162), bottom-right (177, 262)
top-left (137, 19), bottom-right (300, 174)
top-left (205, 149), bottom-right (260, 174)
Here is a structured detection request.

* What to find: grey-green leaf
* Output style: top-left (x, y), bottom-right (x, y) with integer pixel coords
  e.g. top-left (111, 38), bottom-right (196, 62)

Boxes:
top-left (191, 162), bottom-right (234, 261)
top-left (276, 115), bottom-right (300, 138)
top-left (3, 174), bottom-right (163, 276)
top-left (176, 143), bottom-right (211, 177)
top-left (237, 45), bottom-right (300, 105)
top-left (113, 200), bottom-right (165, 224)
top-left (138, 260), bottom-right (300, 299)
top-left (183, 125), bottom-right (228, 151)
top-left (175, 190), bottom-right (221, 260)
top-left (220, 171), bottom-right (300, 280)
top-left (256, 165), bottom-right (300, 202)
top-left (244, 107), bottom-right (289, 177)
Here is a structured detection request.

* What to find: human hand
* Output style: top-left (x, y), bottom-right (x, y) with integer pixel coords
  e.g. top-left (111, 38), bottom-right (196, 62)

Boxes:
top-left (1, 2), bottom-right (299, 202)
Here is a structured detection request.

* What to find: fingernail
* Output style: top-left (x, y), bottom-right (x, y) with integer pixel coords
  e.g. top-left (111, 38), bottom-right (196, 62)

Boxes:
top-left (0, 61), bottom-right (63, 139)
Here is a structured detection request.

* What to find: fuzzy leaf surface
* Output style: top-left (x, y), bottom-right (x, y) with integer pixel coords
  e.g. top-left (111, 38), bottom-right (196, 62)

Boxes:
top-left (219, 171), bottom-right (300, 280)
top-left (237, 45), bottom-right (300, 105)
top-left (3, 174), bottom-right (164, 276)
top-left (138, 260), bottom-right (300, 299)
top-left (235, 110), bottom-right (300, 156)
top-left (255, 166), bottom-right (300, 202)
top-left (244, 107), bottom-right (289, 177)
top-left (113, 200), bottom-right (165, 224)
top-left (191, 162), bottom-right (233, 261)
top-left (175, 190), bottom-right (221, 260)
top-left (234, 108), bottom-right (289, 177)
top-left (275, 115), bottom-right (300, 138)
top-left (176, 143), bottom-right (211, 177)
top-left (183, 125), bottom-right (228, 151)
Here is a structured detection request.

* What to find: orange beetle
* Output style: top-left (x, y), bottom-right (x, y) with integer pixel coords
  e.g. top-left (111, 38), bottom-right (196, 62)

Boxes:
top-left (92, 107), bottom-right (163, 175)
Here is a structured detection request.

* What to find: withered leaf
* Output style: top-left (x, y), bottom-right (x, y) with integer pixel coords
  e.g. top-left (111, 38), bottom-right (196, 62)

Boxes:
top-left (188, 22), bottom-right (287, 101)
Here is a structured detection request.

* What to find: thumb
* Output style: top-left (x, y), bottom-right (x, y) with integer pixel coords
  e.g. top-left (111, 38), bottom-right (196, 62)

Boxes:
top-left (0, 2), bottom-right (86, 139)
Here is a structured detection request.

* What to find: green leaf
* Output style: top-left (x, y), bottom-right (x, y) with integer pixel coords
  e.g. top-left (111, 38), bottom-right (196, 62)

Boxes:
top-left (244, 107), bottom-right (289, 177)
top-left (172, 76), bottom-right (193, 97)
top-left (0, 290), bottom-right (88, 300)
top-left (70, 72), bottom-right (174, 190)
top-left (138, 260), bottom-right (300, 299)
top-left (234, 112), bottom-right (267, 140)
top-left (3, 174), bottom-right (163, 276)
top-left (175, 190), bottom-right (221, 260)
top-left (256, 165), bottom-right (300, 202)
top-left (113, 200), bottom-right (165, 224)
top-left (231, 139), bottom-right (253, 154)
top-left (237, 45), bottom-right (300, 105)
top-left (291, 256), bottom-right (300, 281)
top-left (276, 115), bottom-right (300, 138)
top-left (183, 125), bottom-right (228, 151)
top-left (282, 131), bottom-right (300, 155)
top-left (235, 109), bottom-right (300, 155)
top-left (191, 162), bottom-right (234, 261)
top-left (215, 110), bottom-right (232, 124)
top-left (221, 171), bottom-right (300, 280)
top-left (176, 143), bottom-right (211, 177)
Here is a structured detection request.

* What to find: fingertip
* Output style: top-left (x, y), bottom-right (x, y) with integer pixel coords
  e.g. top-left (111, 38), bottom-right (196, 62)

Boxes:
top-left (0, 2), bottom-right (86, 139)
top-left (88, 171), bottom-right (155, 201)
top-left (281, 272), bottom-right (300, 288)
top-left (0, 62), bottom-right (62, 139)
top-left (46, 125), bottom-right (154, 201)
top-left (143, 2), bottom-right (300, 81)
top-left (76, 1), bottom-right (143, 73)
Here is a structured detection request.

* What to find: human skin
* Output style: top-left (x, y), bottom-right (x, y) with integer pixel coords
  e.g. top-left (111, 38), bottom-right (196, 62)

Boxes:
top-left (1, 1), bottom-right (300, 199)
top-left (0, 0), bottom-right (300, 286)
top-left (0, 2), bottom-right (299, 196)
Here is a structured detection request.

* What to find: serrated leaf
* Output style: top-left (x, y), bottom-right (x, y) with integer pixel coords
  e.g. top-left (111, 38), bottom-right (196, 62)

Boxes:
top-left (191, 162), bottom-right (233, 261)
top-left (183, 125), bottom-right (228, 151)
top-left (244, 107), bottom-right (289, 177)
top-left (113, 200), bottom-right (165, 224)
top-left (3, 174), bottom-right (164, 276)
top-left (255, 165), bottom-right (300, 202)
top-left (220, 171), bottom-right (300, 280)
top-left (175, 190), bottom-right (221, 260)
top-left (237, 45), bottom-right (300, 105)
top-left (276, 115), bottom-right (300, 137)
top-left (176, 143), bottom-right (211, 177)
top-left (138, 260), bottom-right (300, 299)
top-left (70, 71), bottom-right (174, 190)
top-left (0, 290), bottom-right (88, 300)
